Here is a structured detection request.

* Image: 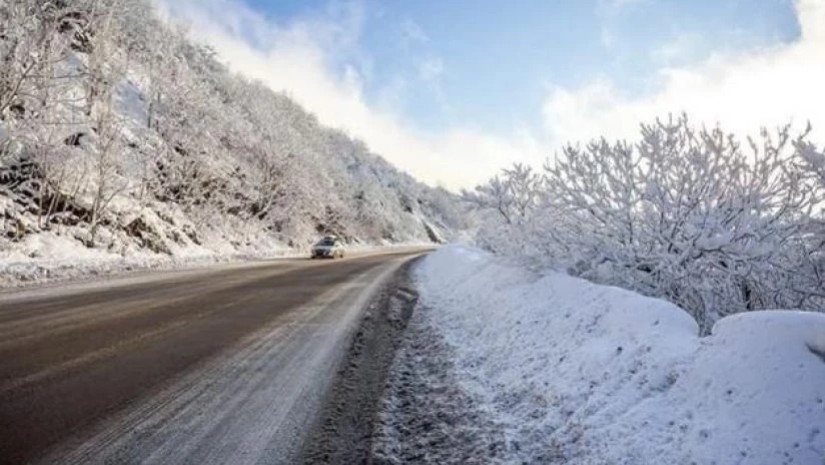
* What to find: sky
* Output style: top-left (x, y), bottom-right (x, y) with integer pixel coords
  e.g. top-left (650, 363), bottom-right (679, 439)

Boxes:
top-left (153, 0), bottom-right (825, 190)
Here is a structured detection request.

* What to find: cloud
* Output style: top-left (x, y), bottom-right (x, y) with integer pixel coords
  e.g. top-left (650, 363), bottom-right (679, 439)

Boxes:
top-left (151, 0), bottom-right (539, 190)
top-left (543, 0), bottom-right (825, 146)
top-left (651, 32), bottom-right (702, 66)
top-left (151, 0), bottom-right (822, 190)
top-left (401, 19), bottom-right (429, 46)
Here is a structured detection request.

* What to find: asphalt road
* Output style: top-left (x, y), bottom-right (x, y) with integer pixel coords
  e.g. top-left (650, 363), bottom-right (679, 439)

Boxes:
top-left (0, 249), bottom-right (425, 464)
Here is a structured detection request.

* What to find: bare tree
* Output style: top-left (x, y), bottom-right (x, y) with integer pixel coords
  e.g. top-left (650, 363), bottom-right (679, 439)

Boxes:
top-left (463, 163), bottom-right (542, 225)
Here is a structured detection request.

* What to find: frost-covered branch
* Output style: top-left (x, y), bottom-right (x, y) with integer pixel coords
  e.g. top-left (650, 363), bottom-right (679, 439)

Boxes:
top-left (470, 115), bottom-right (825, 332)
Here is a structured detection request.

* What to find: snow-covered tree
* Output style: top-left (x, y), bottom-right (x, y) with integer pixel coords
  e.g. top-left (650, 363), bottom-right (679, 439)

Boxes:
top-left (471, 116), bottom-right (825, 331)
top-left (1, 0), bottom-right (465, 260)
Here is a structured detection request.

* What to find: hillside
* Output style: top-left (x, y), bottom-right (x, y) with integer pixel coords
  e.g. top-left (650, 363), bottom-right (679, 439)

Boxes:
top-left (0, 0), bottom-right (467, 283)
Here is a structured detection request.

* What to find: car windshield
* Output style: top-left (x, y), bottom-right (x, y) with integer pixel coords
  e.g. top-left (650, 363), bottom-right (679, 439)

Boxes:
top-left (319, 238), bottom-right (336, 246)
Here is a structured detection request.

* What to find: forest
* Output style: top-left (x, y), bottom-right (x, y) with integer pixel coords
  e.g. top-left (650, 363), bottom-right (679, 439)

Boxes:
top-left (0, 0), bottom-right (467, 278)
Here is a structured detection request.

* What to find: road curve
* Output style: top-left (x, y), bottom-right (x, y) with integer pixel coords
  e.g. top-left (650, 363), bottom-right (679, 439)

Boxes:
top-left (0, 250), bottom-right (425, 464)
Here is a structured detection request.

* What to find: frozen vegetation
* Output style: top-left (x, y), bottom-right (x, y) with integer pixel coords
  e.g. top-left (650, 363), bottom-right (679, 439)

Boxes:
top-left (466, 116), bottom-right (825, 331)
top-left (0, 0), bottom-right (467, 285)
top-left (4, 2), bottom-right (824, 463)
top-left (388, 245), bottom-right (825, 464)
top-left (386, 117), bottom-right (825, 463)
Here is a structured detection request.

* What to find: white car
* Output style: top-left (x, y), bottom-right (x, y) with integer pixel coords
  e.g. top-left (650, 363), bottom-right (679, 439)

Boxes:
top-left (311, 235), bottom-right (346, 259)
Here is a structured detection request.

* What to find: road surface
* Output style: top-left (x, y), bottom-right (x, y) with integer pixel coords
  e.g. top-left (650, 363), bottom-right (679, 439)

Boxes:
top-left (0, 249), bottom-right (425, 464)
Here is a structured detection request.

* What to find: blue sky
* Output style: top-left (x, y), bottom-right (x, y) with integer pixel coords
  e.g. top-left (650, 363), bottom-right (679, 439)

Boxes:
top-left (240, 0), bottom-right (799, 134)
top-left (157, 0), bottom-right (824, 188)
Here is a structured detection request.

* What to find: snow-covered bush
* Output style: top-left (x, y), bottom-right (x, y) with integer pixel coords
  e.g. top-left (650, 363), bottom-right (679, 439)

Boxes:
top-left (469, 116), bottom-right (825, 331)
top-left (463, 163), bottom-right (554, 261)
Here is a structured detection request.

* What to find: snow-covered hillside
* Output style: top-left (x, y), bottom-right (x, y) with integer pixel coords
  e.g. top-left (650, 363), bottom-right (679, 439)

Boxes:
top-left (0, 1), bottom-right (468, 284)
top-left (397, 245), bottom-right (825, 464)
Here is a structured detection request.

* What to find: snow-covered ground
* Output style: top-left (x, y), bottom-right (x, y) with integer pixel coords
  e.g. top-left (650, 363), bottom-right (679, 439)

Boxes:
top-left (409, 245), bottom-right (825, 464)
top-left (0, 230), bottom-right (432, 288)
top-left (0, 228), bottom-right (288, 287)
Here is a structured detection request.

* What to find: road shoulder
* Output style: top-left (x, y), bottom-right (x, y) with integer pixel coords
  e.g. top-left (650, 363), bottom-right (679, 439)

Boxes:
top-left (299, 257), bottom-right (423, 464)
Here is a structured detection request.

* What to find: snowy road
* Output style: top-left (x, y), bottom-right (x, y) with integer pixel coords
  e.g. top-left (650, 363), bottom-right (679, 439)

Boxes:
top-left (0, 250), bottom-right (426, 464)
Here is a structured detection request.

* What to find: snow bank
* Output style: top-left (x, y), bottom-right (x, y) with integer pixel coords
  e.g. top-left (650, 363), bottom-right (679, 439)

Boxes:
top-left (416, 245), bottom-right (825, 464)
top-left (0, 228), bottom-right (290, 287)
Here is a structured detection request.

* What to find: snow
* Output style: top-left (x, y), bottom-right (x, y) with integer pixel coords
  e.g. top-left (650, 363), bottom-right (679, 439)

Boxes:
top-left (0, 226), bottom-right (431, 288)
top-left (0, 228), bottom-right (289, 287)
top-left (469, 118), bottom-right (825, 333)
top-left (414, 244), bottom-right (825, 464)
top-left (1, 2), bottom-right (467, 289)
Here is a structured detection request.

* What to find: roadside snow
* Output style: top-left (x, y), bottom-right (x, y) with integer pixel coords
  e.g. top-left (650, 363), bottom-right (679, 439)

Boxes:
top-left (413, 245), bottom-right (825, 464)
top-left (0, 229), bottom-right (289, 287)
top-left (0, 231), bottom-right (431, 288)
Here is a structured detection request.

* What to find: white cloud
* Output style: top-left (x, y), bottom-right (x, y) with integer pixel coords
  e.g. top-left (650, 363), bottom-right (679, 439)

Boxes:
top-left (543, 0), bottom-right (825, 146)
top-left (151, 0), bottom-right (540, 190)
top-left (651, 32), bottom-right (701, 66)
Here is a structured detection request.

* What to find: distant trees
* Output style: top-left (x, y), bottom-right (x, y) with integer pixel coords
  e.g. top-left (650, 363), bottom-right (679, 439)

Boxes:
top-left (469, 116), bottom-right (825, 331)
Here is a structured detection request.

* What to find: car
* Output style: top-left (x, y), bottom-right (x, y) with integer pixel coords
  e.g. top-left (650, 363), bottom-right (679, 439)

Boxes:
top-left (311, 235), bottom-right (345, 259)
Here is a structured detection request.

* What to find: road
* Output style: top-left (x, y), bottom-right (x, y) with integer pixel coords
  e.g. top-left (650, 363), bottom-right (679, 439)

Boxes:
top-left (0, 249), bottom-right (425, 464)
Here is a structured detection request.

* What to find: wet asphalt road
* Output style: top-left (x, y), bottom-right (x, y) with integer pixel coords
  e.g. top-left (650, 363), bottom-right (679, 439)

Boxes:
top-left (0, 250), bottom-right (424, 464)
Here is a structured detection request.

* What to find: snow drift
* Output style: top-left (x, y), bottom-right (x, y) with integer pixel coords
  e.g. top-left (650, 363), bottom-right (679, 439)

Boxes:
top-left (415, 245), bottom-right (825, 464)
